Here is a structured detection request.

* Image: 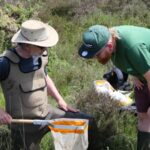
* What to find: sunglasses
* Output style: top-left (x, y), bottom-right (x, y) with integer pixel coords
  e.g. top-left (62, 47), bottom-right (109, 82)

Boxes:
top-left (37, 46), bottom-right (47, 50)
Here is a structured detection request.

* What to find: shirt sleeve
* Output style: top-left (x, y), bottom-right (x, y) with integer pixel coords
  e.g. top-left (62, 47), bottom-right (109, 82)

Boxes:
top-left (0, 57), bottom-right (10, 81)
top-left (126, 43), bottom-right (150, 75)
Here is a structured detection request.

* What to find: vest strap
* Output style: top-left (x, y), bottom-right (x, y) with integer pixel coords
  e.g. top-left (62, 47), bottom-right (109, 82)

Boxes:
top-left (2, 50), bottom-right (20, 63)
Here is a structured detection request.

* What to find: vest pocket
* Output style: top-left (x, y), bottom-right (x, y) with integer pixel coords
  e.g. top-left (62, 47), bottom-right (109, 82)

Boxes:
top-left (19, 78), bottom-right (47, 107)
top-left (19, 78), bottom-right (46, 93)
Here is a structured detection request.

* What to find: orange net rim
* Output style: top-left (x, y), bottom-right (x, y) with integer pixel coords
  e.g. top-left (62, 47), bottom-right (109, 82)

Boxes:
top-left (48, 120), bottom-right (88, 134)
top-left (52, 120), bottom-right (86, 126)
top-left (48, 125), bottom-right (88, 134)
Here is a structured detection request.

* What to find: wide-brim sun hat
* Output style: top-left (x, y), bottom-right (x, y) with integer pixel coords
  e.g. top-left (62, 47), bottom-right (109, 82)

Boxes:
top-left (11, 19), bottom-right (59, 47)
top-left (78, 25), bottom-right (110, 59)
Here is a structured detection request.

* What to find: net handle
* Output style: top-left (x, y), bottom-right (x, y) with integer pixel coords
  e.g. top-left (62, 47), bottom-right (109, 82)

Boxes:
top-left (11, 119), bottom-right (33, 124)
top-left (11, 119), bottom-right (53, 127)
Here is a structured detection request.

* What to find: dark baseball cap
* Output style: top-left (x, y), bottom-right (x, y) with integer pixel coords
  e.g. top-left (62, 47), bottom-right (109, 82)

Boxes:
top-left (78, 25), bottom-right (110, 59)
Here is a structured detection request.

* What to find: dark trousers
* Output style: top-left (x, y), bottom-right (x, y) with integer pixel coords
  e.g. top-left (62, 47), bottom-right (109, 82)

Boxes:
top-left (11, 126), bottom-right (48, 150)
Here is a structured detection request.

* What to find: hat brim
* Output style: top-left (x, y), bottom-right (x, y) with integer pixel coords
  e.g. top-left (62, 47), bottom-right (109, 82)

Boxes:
top-left (11, 25), bottom-right (59, 47)
top-left (78, 44), bottom-right (99, 59)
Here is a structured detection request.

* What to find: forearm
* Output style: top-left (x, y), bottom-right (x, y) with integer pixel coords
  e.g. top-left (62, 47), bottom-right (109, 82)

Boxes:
top-left (45, 75), bottom-right (64, 103)
top-left (45, 75), bottom-right (78, 112)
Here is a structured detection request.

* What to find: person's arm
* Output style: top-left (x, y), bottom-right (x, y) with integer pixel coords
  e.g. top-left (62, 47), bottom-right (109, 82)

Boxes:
top-left (0, 57), bottom-right (12, 124)
top-left (45, 74), bottom-right (78, 112)
top-left (132, 76), bottom-right (144, 90)
top-left (144, 70), bottom-right (150, 91)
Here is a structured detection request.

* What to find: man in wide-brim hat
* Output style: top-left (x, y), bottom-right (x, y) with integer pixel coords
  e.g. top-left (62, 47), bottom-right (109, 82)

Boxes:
top-left (0, 20), bottom-right (96, 150)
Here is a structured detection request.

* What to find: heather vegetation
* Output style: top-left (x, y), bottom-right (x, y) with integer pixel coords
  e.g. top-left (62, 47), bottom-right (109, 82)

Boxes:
top-left (0, 0), bottom-right (149, 149)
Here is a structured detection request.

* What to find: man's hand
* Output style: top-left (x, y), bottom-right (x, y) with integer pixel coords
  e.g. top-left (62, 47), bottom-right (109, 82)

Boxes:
top-left (132, 77), bottom-right (144, 90)
top-left (58, 100), bottom-right (79, 112)
top-left (0, 109), bottom-right (12, 124)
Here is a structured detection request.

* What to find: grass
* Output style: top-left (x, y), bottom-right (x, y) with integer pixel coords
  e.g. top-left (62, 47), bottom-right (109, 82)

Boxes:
top-left (40, 132), bottom-right (54, 150)
top-left (0, 0), bottom-right (149, 149)
top-left (0, 89), bottom-right (5, 109)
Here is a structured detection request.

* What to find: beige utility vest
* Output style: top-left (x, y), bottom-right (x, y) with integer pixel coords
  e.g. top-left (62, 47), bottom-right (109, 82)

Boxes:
top-left (1, 50), bottom-right (49, 119)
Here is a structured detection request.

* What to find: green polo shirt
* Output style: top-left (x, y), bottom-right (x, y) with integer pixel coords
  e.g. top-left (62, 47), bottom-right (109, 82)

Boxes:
top-left (111, 25), bottom-right (150, 82)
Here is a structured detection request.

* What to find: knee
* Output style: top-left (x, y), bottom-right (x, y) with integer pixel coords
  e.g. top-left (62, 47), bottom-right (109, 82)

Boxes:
top-left (138, 111), bottom-right (150, 132)
top-left (75, 112), bottom-right (96, 128)
top-left (138, 113), bottom-right (147, 121)
top-left (76, 111), bottom-right (94, 121)
top-left (147, 107), bottom-right (150, 118)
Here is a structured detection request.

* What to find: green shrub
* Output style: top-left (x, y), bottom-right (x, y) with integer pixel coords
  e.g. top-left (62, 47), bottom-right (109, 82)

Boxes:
top-left (0, 126), bottom-right (11, 150)
top-left (76, 87), bottom-right (137, 150)
top-left (0, 8), bottom-right (18, 51)
top-left (40, 132), bottom-right (54, 150)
